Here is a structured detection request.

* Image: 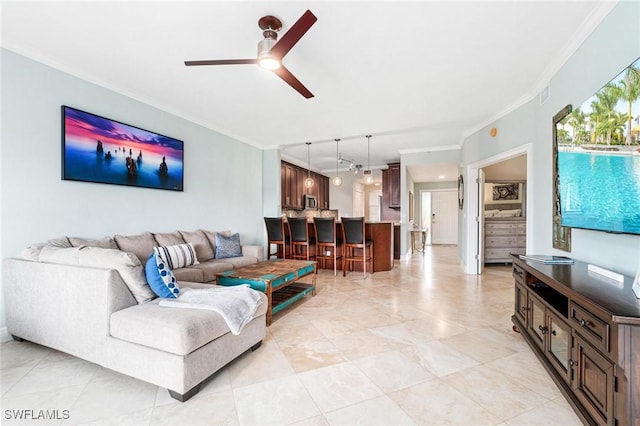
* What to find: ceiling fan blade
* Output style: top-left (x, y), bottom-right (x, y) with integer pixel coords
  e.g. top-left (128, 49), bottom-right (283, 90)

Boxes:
top-left (269, 10), bottom-right (317, 60)
top-left (272, 65), bottom-right (314, 98)
top-left (184, 59), bottom-right (258, 66)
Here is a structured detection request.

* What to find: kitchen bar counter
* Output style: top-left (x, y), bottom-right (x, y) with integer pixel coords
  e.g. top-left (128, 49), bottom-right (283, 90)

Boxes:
top-left (279, 220), bottom-right (395, 272)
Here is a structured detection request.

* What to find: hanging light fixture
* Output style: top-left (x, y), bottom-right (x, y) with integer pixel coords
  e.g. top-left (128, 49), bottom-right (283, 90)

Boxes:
top-left (363, 134), bottom-right (374, 185)
top-left (332, 138), bottom-right (343, 187)
top-left (304, 142), bottom-right (314, 188)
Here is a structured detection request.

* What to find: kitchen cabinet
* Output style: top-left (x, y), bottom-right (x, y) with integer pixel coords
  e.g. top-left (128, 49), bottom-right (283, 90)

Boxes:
top-left (388, 163), bottom-right (401, 208)
top-left (281, 161), bottom-right (329, 210)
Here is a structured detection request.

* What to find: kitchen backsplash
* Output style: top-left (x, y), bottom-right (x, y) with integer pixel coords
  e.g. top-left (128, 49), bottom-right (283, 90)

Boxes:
top-left (282, 209), bottom-right (338, 221)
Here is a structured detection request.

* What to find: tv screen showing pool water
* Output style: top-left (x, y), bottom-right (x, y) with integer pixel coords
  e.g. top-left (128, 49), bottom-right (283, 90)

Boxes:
top-left (558, 151), bottom-right (640, 235)
top-left (62, 106), bottom-right (184, 191)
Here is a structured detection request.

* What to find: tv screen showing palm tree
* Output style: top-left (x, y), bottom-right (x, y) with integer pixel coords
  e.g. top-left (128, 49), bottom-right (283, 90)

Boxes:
top-left (557, 57), bottom-right (640, 235)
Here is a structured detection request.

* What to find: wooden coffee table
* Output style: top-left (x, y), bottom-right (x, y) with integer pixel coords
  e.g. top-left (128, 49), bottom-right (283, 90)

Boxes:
top-left (215, 259), bottom-right (317, 325)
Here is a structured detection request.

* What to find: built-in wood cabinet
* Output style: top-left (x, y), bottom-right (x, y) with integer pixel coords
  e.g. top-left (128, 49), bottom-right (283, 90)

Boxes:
top-left (281, 161), bottom-right (329, 210)
top-left (511, 257), bottom-right (640, 426)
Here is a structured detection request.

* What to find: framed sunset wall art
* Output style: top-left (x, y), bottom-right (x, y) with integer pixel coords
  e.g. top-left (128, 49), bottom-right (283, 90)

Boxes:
top-left (61, 106), bottom-right (184, 191)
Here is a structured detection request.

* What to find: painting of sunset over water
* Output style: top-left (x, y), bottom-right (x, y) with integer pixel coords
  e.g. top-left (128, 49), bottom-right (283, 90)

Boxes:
top-left (62, 106), bottom-right (184, 191)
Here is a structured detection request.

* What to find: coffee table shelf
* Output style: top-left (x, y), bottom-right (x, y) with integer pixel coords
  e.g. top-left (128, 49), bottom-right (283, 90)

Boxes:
top-left (216, 259), bottom-right (317, 325)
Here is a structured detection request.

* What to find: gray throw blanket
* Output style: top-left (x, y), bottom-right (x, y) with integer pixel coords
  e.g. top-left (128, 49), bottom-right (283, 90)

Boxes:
top-left (159, 286), bottom-right (262, 335)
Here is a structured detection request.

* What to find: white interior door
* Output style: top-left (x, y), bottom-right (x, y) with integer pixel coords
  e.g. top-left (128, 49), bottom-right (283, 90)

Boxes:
top-left (477, 169), bottom-right (485, 274)
top-left (431, 190), bottom-right (458, 244)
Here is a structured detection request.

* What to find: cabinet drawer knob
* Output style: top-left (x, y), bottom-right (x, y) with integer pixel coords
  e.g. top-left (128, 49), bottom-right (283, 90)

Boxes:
top-left (551, 329), bottom-right (557, 336)
top-left (569, 360), bottom-right (577, 367)
top-left (538, 325), bottom-right (548, 334)
top-left (579, 319), bottom-right (592, 327)
top-left (521, 306), bottom-right (529, 311)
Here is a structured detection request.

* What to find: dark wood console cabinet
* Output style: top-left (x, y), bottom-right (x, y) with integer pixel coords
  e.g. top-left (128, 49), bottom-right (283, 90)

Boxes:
top-left (511, 256), bottom-right (640, 426)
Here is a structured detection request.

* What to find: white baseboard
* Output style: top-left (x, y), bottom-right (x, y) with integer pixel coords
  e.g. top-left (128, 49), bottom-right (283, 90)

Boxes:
top-left (1, 327), bottom-right (12, 342)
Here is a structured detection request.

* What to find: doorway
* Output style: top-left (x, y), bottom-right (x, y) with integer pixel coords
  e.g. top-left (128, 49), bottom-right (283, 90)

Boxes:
top-left (420, 189), bottom-right (458, 245)
top-left (465, 145), bottom-right (532, 274)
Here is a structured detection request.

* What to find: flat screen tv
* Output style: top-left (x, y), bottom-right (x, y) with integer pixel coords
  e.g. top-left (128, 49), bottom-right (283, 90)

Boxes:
top-left (62, 105), bottom-right (184, 191)
top-left (556, 57), bottom-right (640, 235)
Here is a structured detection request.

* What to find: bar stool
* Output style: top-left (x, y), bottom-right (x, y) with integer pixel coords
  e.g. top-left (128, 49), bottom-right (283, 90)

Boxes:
top-left (287, 217), bottom-right (315, 260)
top-left (313, 217), bottom-right (342, 275)
top-left (264, 217), bottom-right (287, 259)
top-left (341, 217), bottom-right (373, 277)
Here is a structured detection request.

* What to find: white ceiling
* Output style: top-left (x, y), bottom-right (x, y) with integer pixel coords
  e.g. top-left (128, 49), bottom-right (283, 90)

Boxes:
top-left (1, 1), bottom-right (616, 183)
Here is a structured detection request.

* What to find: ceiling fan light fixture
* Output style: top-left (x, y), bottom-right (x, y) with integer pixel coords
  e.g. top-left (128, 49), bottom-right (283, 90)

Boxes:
top-left (257, 38), bottom-right (281, 70)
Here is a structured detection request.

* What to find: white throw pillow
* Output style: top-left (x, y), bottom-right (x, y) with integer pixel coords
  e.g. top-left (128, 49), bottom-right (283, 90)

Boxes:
top-left (154, 243), bottom-right (199, 270)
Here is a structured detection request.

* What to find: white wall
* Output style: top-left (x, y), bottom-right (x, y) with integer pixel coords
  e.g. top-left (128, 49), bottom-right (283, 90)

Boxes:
top-left (0, 49), bottom-right (266, 329)
top-left (461, 1), bottom-right (640, 277)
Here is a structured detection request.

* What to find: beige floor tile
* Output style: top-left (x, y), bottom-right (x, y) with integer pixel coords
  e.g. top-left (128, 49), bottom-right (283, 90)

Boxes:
top-left (227, 340), bottom-right (294, 388)
top-left (389, 379), bottom-right (502, 425)
top-left (281, 339), bottom-right (348, 373)
top-left (234, 375), bottom-right (320, 425)
top-left (4, 358), bottom-right (99, 398)
top-left (65, 369), bottom-right (158, 425)
top-left (329, 329), bottom-right (408, 360)
top-left (74, 408), bottom-right (154, 425)
top-left (324, 395), bottom-right (416, 425)
top-left (443, 363), bottom-right (551, 421)
top-left (149, 390), bottom-right (238, 426)
top-left (1, 340), bottom-right (52, 369)
top-left (353, 350), bottom-right (434, 393)
top-left (298, 362), bottom-right (383, 413)
top-left (504, 399), bottom-right (583, 425)
top-left (401, 340), bottom-right (479, 377)
top-left (439, 330), bottom-right (517, 364)
top-left (1, 385), bottom-right (85, 426)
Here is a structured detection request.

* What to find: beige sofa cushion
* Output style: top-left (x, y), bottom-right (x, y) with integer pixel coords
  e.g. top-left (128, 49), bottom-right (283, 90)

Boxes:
top-left (172, 266), bottom-right (205, 282)
top-left (180, 230), bottom-right (214, 261)
top-left (110, 299), bottom-right (228, 355)
top-left (110, 291), bottom-right (268, 355)
top-left (20, 237), bottom-right (71, 261)
top-left (153, 231), bottom-right (185, 247)
top-left (39, 246), bottom-right (156, 304)
top-left (69, 236), bottom-right (118, 249)
top-left (189, 260), bottom-right (235, 282)
top-left (114, 232), bottom-right (157, 265)
top-left (223, 256), bottom-right (259, 269)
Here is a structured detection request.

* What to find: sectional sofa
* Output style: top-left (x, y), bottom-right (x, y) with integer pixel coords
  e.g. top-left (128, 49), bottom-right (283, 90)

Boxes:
top-left (3, 229), bottom-right (267, 401)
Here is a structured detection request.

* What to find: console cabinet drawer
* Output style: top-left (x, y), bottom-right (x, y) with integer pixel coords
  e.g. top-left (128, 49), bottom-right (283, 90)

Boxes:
top-left (569, 302), bottom-right (610, 355)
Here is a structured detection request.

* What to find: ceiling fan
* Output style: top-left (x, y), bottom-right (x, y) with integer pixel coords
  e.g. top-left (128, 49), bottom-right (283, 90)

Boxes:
top-left (185, 10), bottom-right (317, 98)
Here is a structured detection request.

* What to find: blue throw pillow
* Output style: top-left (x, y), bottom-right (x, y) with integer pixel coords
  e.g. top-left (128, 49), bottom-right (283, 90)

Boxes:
top-left (215, 233), bottom-right (242, 259)
top-left (145, 253), bottom-right (179, 298)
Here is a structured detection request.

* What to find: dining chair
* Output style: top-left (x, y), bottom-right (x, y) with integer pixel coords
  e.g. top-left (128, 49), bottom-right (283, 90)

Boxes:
top-left (313, 217), bottom-right (342, 275)
top-left (264, 217), bottom-right (287, 259)
top-left (287, 217), bottom-right (315, 260)
top-left (341, 216), bottom-right (373, 277)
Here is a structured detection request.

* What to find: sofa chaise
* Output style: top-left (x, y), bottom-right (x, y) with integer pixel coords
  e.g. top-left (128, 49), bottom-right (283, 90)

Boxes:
top-left (3, 229), bottom-right (267, 402)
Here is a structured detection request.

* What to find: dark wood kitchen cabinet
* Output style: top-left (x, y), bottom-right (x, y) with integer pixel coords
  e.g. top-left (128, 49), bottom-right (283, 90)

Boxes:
top-left (388, 162), bottom-right (401, 208)
top-left (281, 161), bottom-right (329, 210)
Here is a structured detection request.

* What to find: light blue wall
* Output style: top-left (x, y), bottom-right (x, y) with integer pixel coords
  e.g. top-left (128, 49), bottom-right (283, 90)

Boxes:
top-left (0, 49), bottom-right (266, 328)
top-left (462, 1), bottom-right (640, 277)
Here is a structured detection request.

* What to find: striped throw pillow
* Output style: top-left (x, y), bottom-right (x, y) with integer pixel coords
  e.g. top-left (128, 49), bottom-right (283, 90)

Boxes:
top-left (153, 243), bottom-right (199, 270)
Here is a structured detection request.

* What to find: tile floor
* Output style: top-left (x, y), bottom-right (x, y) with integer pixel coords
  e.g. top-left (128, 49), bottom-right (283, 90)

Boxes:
top-left (1, 246), bottom-right (582, 425)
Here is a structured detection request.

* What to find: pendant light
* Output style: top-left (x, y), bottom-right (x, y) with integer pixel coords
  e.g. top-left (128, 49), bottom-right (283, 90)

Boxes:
top-left (363, 134), bottom-right (374, 185)
top-left (304, 142), bottom-right (314, 188)
top-left (332, 138), bottom-right (343, 187)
